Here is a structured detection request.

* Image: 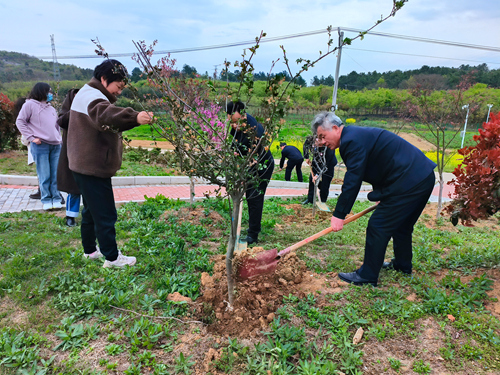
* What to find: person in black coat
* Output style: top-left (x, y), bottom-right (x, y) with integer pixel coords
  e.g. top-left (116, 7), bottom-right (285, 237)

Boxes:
top-left (227, 101), bottom-right (274, 245)
top-left (312, 112), bottom-right (436, 286)
top-left (279, 142), bottom-right (304, 182)
top-left (302, 135), bottom-right (337, 204)
top-left (57, 89), bottom-right (81, 227)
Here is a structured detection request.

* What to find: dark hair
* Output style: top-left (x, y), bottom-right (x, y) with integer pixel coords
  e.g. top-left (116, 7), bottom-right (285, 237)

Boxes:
top-left (28, 82), bottom-right (51, 102)
top-left (93, 59), bottom-right (128, 84)
top-left (280, 142), bottom-right (287, 147)
top-left (226, 100), bottom-right (245, 115)
top-left (14, 97), bottom-right (27, 117)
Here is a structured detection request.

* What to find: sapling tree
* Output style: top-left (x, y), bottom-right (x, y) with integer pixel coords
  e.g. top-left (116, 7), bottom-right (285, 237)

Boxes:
top-left (445, 112), bottom-right (500, 226)
top-left (400, 74), bottom-right (479, 218)
top-left (113, 1), bottom-right (407, 307)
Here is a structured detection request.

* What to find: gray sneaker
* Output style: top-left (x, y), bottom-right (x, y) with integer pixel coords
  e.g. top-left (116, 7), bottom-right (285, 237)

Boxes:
top-left (83, 246), bottom-right (103, 260)
top-left (103, 251), bottom-right (136, 268)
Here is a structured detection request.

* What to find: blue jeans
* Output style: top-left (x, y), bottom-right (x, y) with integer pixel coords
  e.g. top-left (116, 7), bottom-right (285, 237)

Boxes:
top-left (31, 142), bottom-right (62, 205)
top-left (66, 193), bottom-right (81, 218)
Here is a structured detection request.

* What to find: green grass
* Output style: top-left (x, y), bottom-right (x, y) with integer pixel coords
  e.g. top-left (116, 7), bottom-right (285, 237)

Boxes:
top-left (1, 196), bottom-right (500, 374)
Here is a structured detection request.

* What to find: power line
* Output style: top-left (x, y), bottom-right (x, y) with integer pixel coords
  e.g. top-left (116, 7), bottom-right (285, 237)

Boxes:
top-left (36, 27), bottom-right (500, 60)
top-left (345, 47), bottom-right (500, 66)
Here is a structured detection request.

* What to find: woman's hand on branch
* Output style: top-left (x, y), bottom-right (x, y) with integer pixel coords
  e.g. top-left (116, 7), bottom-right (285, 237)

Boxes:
top-left (137, 111), bottom-right (154, 125)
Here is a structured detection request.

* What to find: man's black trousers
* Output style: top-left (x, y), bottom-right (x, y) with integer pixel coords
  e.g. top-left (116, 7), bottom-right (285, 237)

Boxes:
top-left (307, 173), bottom-right (333, 202)
top-left (246, 161), bottom-right (274, 239)
top-left (72, 172), bottom-right (119, 261)
top-left (285, 158), bottom-right (304, 182)
top-left (357, 172), bottom-right (435, 281)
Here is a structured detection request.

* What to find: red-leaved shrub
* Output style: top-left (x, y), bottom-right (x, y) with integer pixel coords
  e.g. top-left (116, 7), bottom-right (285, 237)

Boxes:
top-left (446, 112), bottom-right (500, 225)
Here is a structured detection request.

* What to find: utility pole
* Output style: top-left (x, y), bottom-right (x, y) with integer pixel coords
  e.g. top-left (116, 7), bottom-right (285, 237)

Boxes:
top-left (461, 104), bottom-right (470, 149)
top-left (486, 104), bottom-right (493, 123)
top-left (50, 34), bottom-right (61, 81)
top-left (331, 29), bottom-right (344, 113)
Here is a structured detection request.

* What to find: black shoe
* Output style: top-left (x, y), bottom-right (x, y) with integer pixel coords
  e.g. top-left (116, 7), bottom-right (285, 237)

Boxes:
top-left (382, 259), bottom-right (412, 275)
top-left (60, 195), bottom-right (65, 205)
top-left (65, 217), bottom-right (77, 227)
top-left (29, 188), bottom-right (41, 200)
top-left (241, 235), bottom-right (258, 245)
top-left (338, 271), bottom-right (377, 286)
top-left (302, 199), bottom-right (313, 205)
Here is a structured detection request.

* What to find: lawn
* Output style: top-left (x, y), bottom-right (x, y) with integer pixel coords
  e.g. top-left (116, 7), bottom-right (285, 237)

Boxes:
top-left (1, 195), bottom-right (500, 374)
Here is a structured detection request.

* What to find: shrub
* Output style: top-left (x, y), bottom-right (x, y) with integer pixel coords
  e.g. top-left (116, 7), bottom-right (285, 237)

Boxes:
top-left (0, 93), bottom-right (19, 151)
top-left (446, 112), bottom-right (500, 224)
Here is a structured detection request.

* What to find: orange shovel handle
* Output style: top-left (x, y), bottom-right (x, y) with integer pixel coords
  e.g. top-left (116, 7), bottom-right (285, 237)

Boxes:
top-left (277, 203), bottom-right (378, 257)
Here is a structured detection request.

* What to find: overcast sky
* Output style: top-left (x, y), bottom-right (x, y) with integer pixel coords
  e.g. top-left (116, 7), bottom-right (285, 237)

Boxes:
top-left (1, 0), bottom-right (499, 84)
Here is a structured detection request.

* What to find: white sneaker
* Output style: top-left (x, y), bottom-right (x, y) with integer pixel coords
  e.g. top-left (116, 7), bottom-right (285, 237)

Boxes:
top-left (42, 203), bottom-right (52, 210)
top-left (83, 246), bottom-right (103, 260)
top-left (102, 251), bottom-right (136, 268)
top-left (52, 202), bottom-right (62, 209)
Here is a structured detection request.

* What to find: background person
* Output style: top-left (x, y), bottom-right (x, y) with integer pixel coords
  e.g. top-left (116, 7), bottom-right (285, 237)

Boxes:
top-left (227, 101), bottom-right (274, 245)
top-left (57, 88), bottom-right (81, 227)
top-left (312, 111), bottom-right (436, 286)
top-left (15, 83), bottom-right (62, 210)
top-left (279, 142), bottom-right (304, 182)
top-left (302, 135), bottom-right (337, 205)
top-left (14, 97), bottom-right (40, 200)
top-left (67, 59), bottom-right (153, 267)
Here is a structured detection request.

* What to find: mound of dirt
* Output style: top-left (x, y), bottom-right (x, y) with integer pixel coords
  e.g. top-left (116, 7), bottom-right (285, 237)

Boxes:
top-left (198, 251), bottom-right (312, 337)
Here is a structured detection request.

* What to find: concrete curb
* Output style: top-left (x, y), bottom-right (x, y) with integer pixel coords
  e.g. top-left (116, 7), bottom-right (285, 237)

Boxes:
top-left (1, 174), bottom-right (373, 191)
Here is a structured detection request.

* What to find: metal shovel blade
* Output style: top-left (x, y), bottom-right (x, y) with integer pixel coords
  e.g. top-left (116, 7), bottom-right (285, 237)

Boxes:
top-left (315, 200), bottom-right (331, 212)
top-left (237, 248), bottom-right (279, 280)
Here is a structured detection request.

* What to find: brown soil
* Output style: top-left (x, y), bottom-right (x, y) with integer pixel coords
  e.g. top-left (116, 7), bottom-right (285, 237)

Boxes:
top-left (197, 251), bottom-right (344, 338)
top-left (399, 132), bottom-right (435, 151)
top-left (127, 140), bottom-right (175, 150)
top-left (420, 204), bottom-right (500, 231)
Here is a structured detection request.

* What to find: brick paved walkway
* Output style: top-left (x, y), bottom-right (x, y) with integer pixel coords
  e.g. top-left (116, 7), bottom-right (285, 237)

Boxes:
top-left (0, 179), bottom-right (453, 214)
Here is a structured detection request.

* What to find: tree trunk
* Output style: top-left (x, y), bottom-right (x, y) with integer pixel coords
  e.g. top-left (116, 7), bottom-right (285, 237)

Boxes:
top-left (437, 173), bottom-right (444, 220)
top-left (225, 192), bottom-right (244, 308)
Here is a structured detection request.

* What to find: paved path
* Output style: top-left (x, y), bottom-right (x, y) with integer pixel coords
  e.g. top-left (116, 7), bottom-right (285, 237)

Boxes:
top-left (0, 174), bottom-right (454, 214)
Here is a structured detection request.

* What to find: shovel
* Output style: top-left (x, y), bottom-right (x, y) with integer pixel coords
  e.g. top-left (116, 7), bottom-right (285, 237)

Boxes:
top-left (237, 204), bottom-right (377, 280)
top-left (311, 172), bottom-right (330, 213)
top-left (234, 200), bottom-right (247, 253)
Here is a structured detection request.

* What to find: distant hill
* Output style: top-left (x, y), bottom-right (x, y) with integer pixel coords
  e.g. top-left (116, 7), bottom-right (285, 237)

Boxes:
top-left (0, 51), bottom-right (93, 83)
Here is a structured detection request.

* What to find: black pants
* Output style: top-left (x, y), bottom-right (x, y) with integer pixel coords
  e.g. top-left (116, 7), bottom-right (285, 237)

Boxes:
top-left (285, 158), bottom-right (304, 182)
top-left (246, 161), bottom-right (274, 239)
top-left (307, 173), bottom-right (333, 203)
top-left (357, 172), bottom-right (435, 281)
top-left (72, 172), bottom-right (119, 261)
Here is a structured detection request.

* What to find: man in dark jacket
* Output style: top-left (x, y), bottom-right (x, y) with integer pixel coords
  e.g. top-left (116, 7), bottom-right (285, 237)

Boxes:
top-left (303, 135), bottom-right (337, 204)
top-left (227, 101), bottom-right (274, 245)
top-left (279, 142), bottom-right (304, 182)
top-left (312, 112), bottom-right (436, 286)
top-left (67, 59), bottom-right (153, 268)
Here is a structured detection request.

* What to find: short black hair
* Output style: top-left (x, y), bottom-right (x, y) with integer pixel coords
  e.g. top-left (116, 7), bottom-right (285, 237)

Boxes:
top-left (226, 100), bottom-right (245, 115)
top-left (280, 142), bottom-right (287, 147)
top-left (93, 59), bottom-right (128, 84)
top-left (28, 82), bottom-right (51, 102)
